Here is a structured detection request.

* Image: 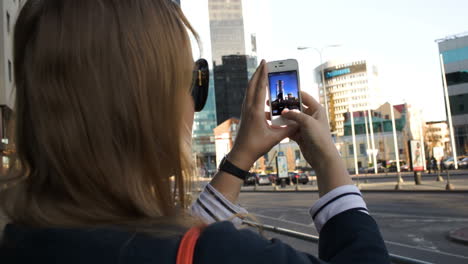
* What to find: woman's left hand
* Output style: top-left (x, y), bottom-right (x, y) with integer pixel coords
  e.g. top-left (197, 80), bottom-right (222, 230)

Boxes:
top-left (228, 60), bottom-right (298, 170)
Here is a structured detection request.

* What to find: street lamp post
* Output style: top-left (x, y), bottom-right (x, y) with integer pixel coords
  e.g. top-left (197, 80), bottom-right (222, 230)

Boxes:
top-left (297, 45), bottom-right (341, 129)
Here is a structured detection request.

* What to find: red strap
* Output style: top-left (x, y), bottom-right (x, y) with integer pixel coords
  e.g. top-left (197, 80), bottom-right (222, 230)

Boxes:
top-left (176, 226), bottom-right (204, 264)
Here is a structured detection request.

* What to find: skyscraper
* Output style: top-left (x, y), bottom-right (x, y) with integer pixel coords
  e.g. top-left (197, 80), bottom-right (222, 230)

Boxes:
top-left (214, 55), bottom-right (257, 125)
top-left (315, 59), bottom-right (380, 136)
top-left (437, 32), bottom-right (468, 155)
top-left (208, 0), bottom-right (256, 65)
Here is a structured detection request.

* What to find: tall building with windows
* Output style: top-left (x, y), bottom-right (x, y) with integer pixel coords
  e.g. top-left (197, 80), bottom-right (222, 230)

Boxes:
top-left (207, 0), bottom-right (257, 65)
top-left (214, 55), bottom-right (257, 125)
top-left (437, 32), bottom-right (468, 155)
top-left (314, 60), bottom-right (380, 136)
top-left (181, 0), bottom-right (218, 175)
top-left (0, 0), bottom-right (20, 153)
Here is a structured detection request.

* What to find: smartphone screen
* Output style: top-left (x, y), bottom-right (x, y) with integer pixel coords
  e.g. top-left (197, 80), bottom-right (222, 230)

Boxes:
top-left (268, 70), bottom-right (300, 116)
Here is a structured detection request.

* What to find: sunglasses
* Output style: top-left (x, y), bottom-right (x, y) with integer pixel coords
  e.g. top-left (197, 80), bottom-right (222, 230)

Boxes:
top-left (191, 58), bottom-right (210, 112)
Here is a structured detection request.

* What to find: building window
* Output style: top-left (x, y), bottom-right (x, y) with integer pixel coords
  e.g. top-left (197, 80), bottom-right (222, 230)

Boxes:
top-left (359, 144), bottom-right (365, 155)
top-left (348, 145), bottom-right (354, 155)
top-left (6, 12), bottom-right (10, 33)
top-left (263, 153), bottom-right (268, 162)
top-left (8, 60), bottom-right (12, 82)
top-left (295, 150), bottom-right (301, 160)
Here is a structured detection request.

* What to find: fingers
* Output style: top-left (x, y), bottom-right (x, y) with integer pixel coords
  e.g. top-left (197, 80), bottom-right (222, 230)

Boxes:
top-left (253, 61), bottom-right (268, 108)
top-left (300, 91), bottom-right (322, 113)
top-left (271, 122), bottom-right (299, 142)
top-left (281, 108), bottom-right (311, 125)
top-left (245, 60), bottom-right (266, 104)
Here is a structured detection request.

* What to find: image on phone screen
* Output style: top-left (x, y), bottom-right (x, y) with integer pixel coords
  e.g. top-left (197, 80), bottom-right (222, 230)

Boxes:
top-left (268, 71), bottom-right (300, 116)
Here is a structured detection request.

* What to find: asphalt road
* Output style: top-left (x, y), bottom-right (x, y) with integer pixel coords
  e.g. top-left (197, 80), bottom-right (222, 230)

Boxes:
top-left (238, 192), bottom-right (468, 264)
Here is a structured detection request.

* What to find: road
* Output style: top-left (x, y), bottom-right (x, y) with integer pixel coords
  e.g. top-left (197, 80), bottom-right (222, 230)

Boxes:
top-left (238, 192), bottom-right (468, 264)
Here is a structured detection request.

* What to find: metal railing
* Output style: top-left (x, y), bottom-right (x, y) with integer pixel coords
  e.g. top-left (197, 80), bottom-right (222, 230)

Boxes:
top-left (242, 220), bottom-right (433, 264)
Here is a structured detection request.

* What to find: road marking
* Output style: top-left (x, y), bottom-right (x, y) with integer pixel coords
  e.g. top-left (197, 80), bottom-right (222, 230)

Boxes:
top-left (253, 213), bottom-right (315, 228)
top-left (252, 213), bottom-right (468, 260)
top-left (370, 212), bottom-right (468, 222)
top-left (385, 240), bottom-right (468, 260)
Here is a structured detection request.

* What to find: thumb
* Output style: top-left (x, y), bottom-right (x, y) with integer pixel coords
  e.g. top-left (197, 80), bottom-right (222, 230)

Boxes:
top-left (281, 108), bottom-right (310, 125)
top-left (271, 121), bottom-right (298, 141)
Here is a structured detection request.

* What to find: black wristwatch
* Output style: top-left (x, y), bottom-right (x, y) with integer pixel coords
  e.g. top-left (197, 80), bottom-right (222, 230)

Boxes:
top-left (219, 155), bottom-right (250, 181)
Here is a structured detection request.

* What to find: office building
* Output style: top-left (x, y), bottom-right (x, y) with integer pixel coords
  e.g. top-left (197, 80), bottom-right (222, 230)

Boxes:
top-left (314, 59), bottom-right (380, 136)
top-left (425, 121), bottom-right (451, 157)
top-left (0, 0), bottom-right (20, 157)
top-left (214, 55), bottom-right (257, 125)
top-left (437, 32), bottom-right (468, 155)
top-left (336, 103), bottom-right (410, 170)
top-left (192, 73), bottom-right (217, 176)
top-left (207, 0), bottom-right (257, 65)
top-left (181, 0), bottom-right (218, 175)
top-left (213, 118), bottom-right (239, 167)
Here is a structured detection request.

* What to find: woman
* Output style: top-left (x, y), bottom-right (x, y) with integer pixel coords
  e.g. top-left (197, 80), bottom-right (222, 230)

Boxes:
top-left (0, 1), bottom-right (390, 263)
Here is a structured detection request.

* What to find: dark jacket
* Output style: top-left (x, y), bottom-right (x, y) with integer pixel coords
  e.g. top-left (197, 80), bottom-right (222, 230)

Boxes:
top-left (0, 209), bottom-right (390, 263)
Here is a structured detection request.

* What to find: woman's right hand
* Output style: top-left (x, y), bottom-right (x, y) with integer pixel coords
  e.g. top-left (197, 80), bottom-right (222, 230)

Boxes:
top-left (281, 92), bottom-right (352, 196)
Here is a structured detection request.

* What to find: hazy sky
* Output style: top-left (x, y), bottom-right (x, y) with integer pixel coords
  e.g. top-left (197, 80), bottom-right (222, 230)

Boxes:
top-left (183, 0), bottom-right (468, 121)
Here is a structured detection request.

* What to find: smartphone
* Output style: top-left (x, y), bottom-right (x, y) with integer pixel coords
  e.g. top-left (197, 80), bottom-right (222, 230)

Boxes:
top-left (267, 59), bottom-right (302, 126)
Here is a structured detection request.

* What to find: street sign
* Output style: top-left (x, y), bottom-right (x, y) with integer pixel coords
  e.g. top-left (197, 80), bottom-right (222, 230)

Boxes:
top-left (277, 156), bottom-right (288, 178)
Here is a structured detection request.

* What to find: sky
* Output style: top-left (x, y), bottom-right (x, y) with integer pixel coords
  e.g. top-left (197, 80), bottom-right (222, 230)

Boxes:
top-left (182, 0), bottom-right (468, 121)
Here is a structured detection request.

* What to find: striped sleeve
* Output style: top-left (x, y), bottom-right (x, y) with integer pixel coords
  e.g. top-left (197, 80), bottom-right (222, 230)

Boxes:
top-left (190, 184), bottom-right (248, 226)
top-left (309, 185), bottom-right (368, 233)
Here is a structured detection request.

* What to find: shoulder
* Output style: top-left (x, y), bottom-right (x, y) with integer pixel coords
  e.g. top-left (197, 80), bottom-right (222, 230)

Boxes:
top-left (194, 221), bottom-right (321, 264)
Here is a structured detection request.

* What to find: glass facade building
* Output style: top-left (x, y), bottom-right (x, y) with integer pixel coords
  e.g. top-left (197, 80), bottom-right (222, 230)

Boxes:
top-left (438, 33), bottom-right (468, 155)
top-left (192, 72), bottom-right (218, 175)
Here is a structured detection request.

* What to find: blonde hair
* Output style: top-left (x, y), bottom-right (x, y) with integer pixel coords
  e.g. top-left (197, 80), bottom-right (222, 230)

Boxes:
top-left (1, 0), bottom-right (199, 229)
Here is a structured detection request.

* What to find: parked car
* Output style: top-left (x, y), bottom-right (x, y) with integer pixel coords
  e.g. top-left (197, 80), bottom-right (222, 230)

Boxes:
top-left (444, 156), bottom-right (468, 169)
top-left (243, 173), bottom-right (257, 186)
top-left (257, 174), bottom-right (271, 185)
top-left (267, 173), bottom-right (278, 184)
top-left (366, 164), bottom-right (385, 173)
top-left (292, 173), bottom-right (309, 184)
top-left (459, 157), bottom-right (468, 169)
top-left (388, 161), bottom-right (408, 172)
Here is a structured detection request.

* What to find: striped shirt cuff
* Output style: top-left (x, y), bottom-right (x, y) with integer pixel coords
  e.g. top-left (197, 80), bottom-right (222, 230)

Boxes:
top-left (190, 184), bottom-right (248, 226)
top-left (309, 185), bottom-right (368, 233)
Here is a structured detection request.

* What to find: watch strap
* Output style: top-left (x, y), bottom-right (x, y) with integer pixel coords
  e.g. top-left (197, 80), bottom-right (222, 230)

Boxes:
top-left (219, 156), bottom-right (250, 181)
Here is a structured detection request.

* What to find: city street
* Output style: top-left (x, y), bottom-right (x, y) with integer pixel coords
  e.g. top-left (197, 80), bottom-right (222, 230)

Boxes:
top-left (238, 192), bottom-right (468, 264)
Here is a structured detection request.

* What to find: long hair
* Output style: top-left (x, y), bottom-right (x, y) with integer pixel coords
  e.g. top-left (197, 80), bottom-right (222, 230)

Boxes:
top-left (0, 0), bottom-right (198, 229)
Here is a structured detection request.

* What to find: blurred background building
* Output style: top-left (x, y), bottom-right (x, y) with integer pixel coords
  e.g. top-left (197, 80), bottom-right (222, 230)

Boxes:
top-left (0, 0), bottom-right (20, 167)
top-left (314, 59), bottom-right (381, 136)
top-left (336, 103), bottom-right (410, 170)
top-left (425, 121), bottom-right (451, 157)
top-left (437, 33), bottom-right (468, 156)
top-left (213, 118), bottom-right (239, 167)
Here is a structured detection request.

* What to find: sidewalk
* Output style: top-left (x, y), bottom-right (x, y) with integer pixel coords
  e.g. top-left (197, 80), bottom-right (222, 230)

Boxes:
top-left (241, 178), bottom-right (468, 192)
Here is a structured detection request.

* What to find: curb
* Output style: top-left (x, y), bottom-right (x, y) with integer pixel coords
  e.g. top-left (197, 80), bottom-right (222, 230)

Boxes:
top-left (448, 227), bottom-right (468, 245)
